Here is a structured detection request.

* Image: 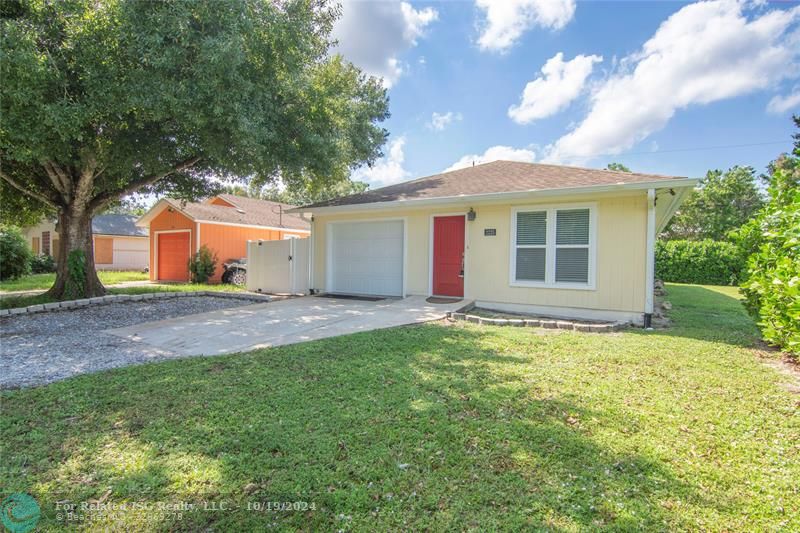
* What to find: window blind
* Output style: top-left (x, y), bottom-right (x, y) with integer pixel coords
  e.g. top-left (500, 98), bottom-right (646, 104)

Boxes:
top-left (556, 209), bottom-right (590, 245)
top-left (516, 211), bottom-right (546, 246)
top-left (516, 248), bottom-right (546, 281)
top-left (555, 248), bottom-right (589, 283)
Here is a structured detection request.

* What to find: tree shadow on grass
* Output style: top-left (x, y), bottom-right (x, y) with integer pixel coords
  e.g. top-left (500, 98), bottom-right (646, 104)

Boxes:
top-left (1, 323), bottom-right (730, 531)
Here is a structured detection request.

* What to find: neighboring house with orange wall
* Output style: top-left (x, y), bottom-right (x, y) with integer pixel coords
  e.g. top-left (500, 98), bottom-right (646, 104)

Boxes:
top-left (136, 194), bottom-right (310, 282)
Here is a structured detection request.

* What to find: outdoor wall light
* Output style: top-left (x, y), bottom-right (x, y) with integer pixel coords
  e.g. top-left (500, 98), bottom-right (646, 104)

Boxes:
top-left (467, 208), bottom-right (476, 221)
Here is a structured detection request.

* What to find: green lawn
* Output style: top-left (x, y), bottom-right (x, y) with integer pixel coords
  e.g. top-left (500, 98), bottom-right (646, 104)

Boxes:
top-left (1, 284), bottom-right (798, 531)
top-left (0, 270), bottom-right (149, 293)
top-left (0, 281), bottom-right (245, 310)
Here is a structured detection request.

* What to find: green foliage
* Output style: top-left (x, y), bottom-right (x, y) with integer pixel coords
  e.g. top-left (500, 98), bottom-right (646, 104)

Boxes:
top-left (605, 162), bottom-right (631, 172)
top-left (0, 181), bottom-right (52, 227)
top-left (30, 254), bottom-right (56, 274)
top-left (1, 0), bottom-right (388, 297)
top-left (738, 122), bottom-right (800, 356)
top-left (655, 240), bottom-right (745, 285)
top-left (662, 166), bottom-right (764, 241)
top-left (0, 225), bottom-right (33, 280)
top-left (223, 178), bottom-right (370, 206)
top-left (64, 250), bottom-right (86, 299)
top-left (188, 245), bottom-right (218, 284)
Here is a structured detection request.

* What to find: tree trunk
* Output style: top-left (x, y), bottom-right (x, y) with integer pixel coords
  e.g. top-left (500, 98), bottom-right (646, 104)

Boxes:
top-left (45, 209), bottom-right (105, 299)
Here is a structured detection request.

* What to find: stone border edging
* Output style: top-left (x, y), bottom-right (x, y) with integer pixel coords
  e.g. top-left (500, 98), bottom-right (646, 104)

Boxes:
top-left (0, 291), bottom-right (271, 317)
top-left (447, 309), bottom-right (628, 333)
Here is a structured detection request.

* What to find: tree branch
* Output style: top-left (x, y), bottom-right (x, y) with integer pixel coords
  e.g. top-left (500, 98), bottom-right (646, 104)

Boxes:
top-left (43, 161), bottom-right (70, 201)
top-left (0, 169), bottom-right (61, 209)
top-left (88, 155), bottom-right (202, 213)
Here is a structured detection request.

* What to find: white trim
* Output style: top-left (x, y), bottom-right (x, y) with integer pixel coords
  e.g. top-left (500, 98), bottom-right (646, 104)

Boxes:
top-left (196, 222), bottom-right (201, 253)
top-left (656, 185), bottom-right (693, 233)
top-left (196, 219), bottom-right (310, 234)
top-left (153, 229), bottom-right (192, 281)
top-left (288, 178), bottom-right (699, 215)
top-left (645, 189), bottom-right (656, 315)
top-left (307, 215), bottom-right (315, 293)
top-left (509, 203), bottom-right (597, 291)
top-left (325, 217), bottom-right (407, 297)
top-left (475, 300), bottom-right (642, 325)
top-left (428, 213), bottom-right (468, 297)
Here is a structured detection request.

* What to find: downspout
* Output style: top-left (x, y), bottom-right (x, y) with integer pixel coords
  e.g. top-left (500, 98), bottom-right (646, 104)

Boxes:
top-left (300, 213), bottom-right (314, 295)
top-left (644, 189), bottom-right (656, 329)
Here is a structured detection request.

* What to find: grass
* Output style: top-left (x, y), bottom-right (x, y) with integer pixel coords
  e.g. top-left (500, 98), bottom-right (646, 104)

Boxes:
top-left (0, 281), bottom-right (245, 310)
top-left (0, 270), bottom-right (149, 293)
top-left (1, 283), bottom-right (798, 531)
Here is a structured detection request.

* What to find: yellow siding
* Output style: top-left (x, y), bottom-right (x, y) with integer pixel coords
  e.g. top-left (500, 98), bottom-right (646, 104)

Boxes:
top-left (312, 191), bottom-right (648, 314)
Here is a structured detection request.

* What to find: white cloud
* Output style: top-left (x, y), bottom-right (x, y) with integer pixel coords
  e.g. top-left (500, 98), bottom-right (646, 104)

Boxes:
top-left (545, 1), bottom-right (800, 163)
top-left (351, 137), bottom-right (410, 187)
top-left (333, 1), bottom-right (438, 88)
top-left (767, 88), bottom-right (800, 113)
top-left (475, 0), bottom-right (576, 52)
top-left (509, 52), bottom-right (602, 124)
top-left (427, 111), bottom-right (463, 131)
top-left (444, 145), bottom-right (537, 172)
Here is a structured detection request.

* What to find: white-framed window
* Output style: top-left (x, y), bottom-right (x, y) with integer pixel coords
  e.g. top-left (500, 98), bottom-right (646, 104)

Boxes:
top-left (510, 204), bottom-right (596, 290)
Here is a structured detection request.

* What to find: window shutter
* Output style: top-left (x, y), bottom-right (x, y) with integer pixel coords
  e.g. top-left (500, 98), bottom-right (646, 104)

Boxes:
top-left (556, 209), bottom-right (590, 245)
top-left (516, 248), bottom-right (546, 281)
top-left (555, 248), bottom-right (589, 283)
top-left (516, 211), bottom-right (546, 245)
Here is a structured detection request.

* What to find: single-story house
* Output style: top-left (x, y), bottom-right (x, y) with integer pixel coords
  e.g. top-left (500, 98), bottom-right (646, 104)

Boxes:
top-left (290, 161), bottom-right (697, 325)
top-left (22, 214), bottom-right (149, 270)
top-left (136, 194), bottom-right (310, 282)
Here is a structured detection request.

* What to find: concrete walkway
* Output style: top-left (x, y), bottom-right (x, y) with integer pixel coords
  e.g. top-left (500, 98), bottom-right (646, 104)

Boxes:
top-left (106, 295), bottom-right (467, 356)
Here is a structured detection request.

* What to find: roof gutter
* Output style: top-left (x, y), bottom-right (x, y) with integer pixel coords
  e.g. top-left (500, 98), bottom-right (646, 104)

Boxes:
top-left (287, 178), bottom-right (699, 215)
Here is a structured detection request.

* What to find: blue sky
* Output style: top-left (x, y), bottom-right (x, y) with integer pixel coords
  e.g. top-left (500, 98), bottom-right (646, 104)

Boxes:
top-left (332, 0), bottom-right (800, 187)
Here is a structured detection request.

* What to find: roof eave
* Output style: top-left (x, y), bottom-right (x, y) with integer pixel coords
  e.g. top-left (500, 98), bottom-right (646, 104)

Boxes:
top-left (288, 178), bottom-right (699, 214)
top-left (135, 199), bottom-right (195, 227)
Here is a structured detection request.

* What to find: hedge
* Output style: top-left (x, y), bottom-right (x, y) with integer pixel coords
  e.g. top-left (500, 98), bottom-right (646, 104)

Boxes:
top-left (655, 239), bottom-right (745, 286)
top-left (739, 159), bottom-right (800, 357)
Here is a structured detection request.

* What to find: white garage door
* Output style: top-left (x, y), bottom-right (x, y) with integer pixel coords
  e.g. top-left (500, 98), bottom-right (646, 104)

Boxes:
top-left (329, 220), bottom-right (404, 296)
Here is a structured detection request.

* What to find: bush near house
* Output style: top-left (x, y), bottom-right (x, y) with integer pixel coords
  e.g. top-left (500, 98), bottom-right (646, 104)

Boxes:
top-left (188, 245), bottom-right (218, 284)
top-left (655, 239), bottom-right (745, 286)
top-left (739, 155), bottom-right (800, 357)
top-left (0, 225), bottom-right (33, 280)
top-left (30, 254), bottom-right (56, 274)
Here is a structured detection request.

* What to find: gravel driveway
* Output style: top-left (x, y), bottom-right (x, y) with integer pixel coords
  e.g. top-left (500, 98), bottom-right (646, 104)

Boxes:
top-left (0, 297), bottom-right (256, 389)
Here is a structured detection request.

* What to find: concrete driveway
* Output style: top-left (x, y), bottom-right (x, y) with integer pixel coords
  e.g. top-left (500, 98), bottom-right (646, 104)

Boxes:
top-left (107, 295), bottom-right (466, 356)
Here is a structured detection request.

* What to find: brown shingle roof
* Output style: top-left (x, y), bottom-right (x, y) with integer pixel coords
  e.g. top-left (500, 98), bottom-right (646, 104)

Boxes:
top-left (166, 195), bottom-right (309, 231)
top-left (300, 160), bottom-right (687, 209)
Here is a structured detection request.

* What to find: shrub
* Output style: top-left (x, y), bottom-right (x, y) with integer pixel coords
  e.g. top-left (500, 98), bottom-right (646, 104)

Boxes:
top-left (30, 254), bottom-right (56, 273)
top-left (0, 225), bottom-right (33, 280)
top-left (188, 245), bottom-right (218, 284)
top-left (739, 157), bottom-right (800, 357)
top-left (655, 239), bottom-right (745, 286)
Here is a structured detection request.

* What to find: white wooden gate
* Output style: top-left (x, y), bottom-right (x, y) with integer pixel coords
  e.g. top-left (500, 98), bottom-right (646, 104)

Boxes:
top-left (246, 238), bottom-right (309, 295)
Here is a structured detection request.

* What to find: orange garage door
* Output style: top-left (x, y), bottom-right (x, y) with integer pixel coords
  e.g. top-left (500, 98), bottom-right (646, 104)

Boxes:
top-left (158, 232), bottom-right (190, 281)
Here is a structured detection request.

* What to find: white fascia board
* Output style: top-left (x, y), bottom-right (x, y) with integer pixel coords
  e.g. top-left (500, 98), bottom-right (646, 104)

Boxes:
top-left (135, 199), bottom-right (195, 227)
top-left (288, 178), bottom-right (700, 215)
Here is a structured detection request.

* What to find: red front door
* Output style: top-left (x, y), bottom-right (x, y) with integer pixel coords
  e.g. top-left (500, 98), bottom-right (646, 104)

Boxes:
top-left (433, 215), bottom-right (465, 297)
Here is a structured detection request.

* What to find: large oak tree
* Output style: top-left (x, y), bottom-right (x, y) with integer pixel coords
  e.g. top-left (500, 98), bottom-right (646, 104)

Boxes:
top-left (1, 0), bottom-right (389, 298)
